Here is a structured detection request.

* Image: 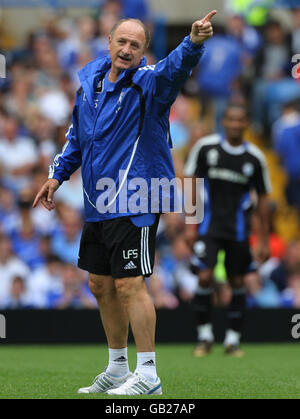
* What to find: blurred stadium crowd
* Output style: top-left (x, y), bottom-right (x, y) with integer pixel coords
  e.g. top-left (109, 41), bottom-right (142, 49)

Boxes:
top-left (1, 0), bottom-right (300, 310)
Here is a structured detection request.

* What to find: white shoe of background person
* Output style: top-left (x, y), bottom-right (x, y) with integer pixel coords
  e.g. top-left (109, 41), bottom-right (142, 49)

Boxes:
top-left (106, 371), bottom-right (162, 396)
top-left (78, 370), bottom-right (133, 394)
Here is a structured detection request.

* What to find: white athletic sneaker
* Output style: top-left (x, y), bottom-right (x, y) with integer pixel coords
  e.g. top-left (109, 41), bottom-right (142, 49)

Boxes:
top-left (78, 370), bottom-right (133, 394)
top-left (106, 371), bottom-right (162, 396)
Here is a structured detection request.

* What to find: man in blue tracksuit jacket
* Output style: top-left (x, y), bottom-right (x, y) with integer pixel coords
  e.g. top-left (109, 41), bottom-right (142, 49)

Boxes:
top-left (33, 12), bottom-right (216, 395)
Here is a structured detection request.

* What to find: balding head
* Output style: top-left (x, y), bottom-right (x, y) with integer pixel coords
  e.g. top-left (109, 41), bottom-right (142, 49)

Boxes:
top-left (108, 19), bottom-right (150, 81)
top-left (110, 18), bottom-right (151, 49)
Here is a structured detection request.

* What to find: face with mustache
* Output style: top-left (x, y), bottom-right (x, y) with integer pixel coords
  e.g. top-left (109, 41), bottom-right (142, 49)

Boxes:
top-left (108, 21), bottom-right (146, 81)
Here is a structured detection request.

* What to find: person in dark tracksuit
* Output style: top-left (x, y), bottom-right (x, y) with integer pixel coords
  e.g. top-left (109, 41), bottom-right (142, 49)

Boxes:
top-left (33, 12), bottom-right (216, 395)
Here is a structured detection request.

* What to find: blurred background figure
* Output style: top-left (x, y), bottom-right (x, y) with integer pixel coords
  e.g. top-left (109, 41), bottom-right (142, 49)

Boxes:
top-left (0, 234), bottom-right (30, 308)
top-left (50, 207), bottom-right (82, 265)
top-left (272, 100), bottom-right (300, 215)
top-left (252, 20), bottom-right (300, 135)
top-left (28, 254), bottom-right (64, 308)
top-left (1, 275), bottom-right (32, 309)
top-left (0, 114), bottom-right (38, 192)
top-left (50, 264), bottom-right (97, 309)
top-left (225, 0), bottom-right (276, 27)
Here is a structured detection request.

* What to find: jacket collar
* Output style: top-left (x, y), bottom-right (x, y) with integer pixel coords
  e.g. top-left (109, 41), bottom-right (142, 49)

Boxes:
top-left (78, 55), bottom-right (146, 107)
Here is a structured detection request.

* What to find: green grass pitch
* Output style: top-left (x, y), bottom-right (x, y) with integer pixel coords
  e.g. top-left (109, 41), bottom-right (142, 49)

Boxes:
top-left (0, 344), bottom-right (299, 399)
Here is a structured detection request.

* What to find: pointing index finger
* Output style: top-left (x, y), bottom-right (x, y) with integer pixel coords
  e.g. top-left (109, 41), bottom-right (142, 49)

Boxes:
top-left (32, 192), bottom-right (42, 208)
top-left (201, 10), bottom-right (217, 24)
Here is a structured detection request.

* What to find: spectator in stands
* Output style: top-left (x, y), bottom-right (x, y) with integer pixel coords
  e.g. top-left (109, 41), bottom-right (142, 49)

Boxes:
top-left (250, 202), bottom-right (286, 261)
top-left (0, 114), bottom-right (38, 192)
top-left (155, 215), bottom-right (198, 306)
top-left (156, 213), bottom-right (185, 258)
top-left (76, 16), bottom-right (97, 50)
top-left (100, 0), bottom-right (122, 17)
top-left (28, 254), bottom-right (64, 308)
top-left (121, 0), bottom-right (150, 22)
top-left (1, 275), bottom-right (32, 309)
top-left (53, 124), bottom-right (70, 151)
top-left (196, 26), bottom-right (244, 133)
top-left (171, 235), bottom-right (198, 301)
top-left (245, 267), bottom-right (282, 307)
top-left (9, 190), bottom-right (45, 270)
top-left (92, 11), bottom-right (119, 60)
top-left (255, 20), bottom-right (292, 79)
top-left (276, 0), bottom-right (300, 9)
top-left (252, 20), bottom-right (300, 133)
top-left (188, 120), bottom-right (209, 147)
top-left (281, 269), bottom-right (300, 307)
top-left (51, 207), bottom-right (82, 265)
top-left (28, 113), bottom-right (56, 172)
top-left (226, 14), bottom-right (262, 57)
top-left (38, 89), bottom-right (71, 128)
top-left (246, 202), bottom-right (285, 308)
top-left (31, 169), bottom-right (59, 236)
top-left (100, 0), bottom-right (151, 22)
top-left (225, 0), bottom-right (275, 27)
top-left (291, 7), bottom-right (300, 54)
top-left (150, 234), bottom-right (198, 310)
top-left (169, 94), bottom-right (194, 150)
top-left (4, 69), bottom-right (34, 121)
top-left (149, 253), bottom-right (180, 310)
top-left (50, 264), bottom-right (96, 309)
top-left (0, 234), bottom-right (30, 307)
top-left (33, 36), bottom-right (61, 92)
top-left (273, 101), bottom-right (300, 214)
top-left (270, 240), bottom-right (300, 292)
top-left (57, 15), bottom-right (99, 84)
top-left (0, 186), bottom-right (18, 233)
top-left (55, 170), bottom-right (84, 212)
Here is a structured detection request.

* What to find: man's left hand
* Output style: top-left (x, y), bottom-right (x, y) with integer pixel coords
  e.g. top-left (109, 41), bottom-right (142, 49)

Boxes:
top-left (190, 10), bottom-right (217, 44)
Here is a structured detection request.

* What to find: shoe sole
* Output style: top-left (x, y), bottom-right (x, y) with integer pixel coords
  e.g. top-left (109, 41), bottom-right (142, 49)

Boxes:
top-left (107, 391), bottom-right (163, 396)
top-left (107, 386), bottom-right (163, 396)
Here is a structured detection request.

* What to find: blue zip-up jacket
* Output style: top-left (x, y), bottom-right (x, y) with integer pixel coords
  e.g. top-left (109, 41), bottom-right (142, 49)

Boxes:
top-left (49, 36), bottom-right (204, 221)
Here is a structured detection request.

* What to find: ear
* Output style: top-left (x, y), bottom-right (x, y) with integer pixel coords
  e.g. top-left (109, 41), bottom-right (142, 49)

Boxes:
top-left (108, 34), bottom-right (112, 51)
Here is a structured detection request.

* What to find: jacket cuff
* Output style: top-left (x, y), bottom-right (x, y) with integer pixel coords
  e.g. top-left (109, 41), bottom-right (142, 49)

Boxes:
top-left (49, 173), bottom-right (64, 185)
top-left (184, 35), bottom-right (205, 52)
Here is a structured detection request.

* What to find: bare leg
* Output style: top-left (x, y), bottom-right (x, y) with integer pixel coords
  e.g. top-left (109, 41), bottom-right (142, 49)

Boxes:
top-left (115, 276), bottom-right (156, 352)
top-left (89, 274), bottom-right (129, 349)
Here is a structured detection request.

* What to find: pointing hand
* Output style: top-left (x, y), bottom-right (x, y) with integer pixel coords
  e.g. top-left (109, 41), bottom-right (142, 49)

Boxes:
top-left (190, 10), bottom-right (217, 44)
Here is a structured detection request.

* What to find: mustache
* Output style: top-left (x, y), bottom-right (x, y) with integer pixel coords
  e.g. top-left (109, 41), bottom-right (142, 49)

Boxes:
top-left (118, 54), bottom-right (131, 60)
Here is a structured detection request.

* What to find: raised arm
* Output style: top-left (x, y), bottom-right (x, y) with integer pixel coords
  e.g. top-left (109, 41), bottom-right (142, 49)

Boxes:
top-left (153, 10), bottom-right (217, 108)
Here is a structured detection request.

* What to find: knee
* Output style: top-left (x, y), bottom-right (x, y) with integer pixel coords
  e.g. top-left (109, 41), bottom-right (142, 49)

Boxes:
top-left (199, 269), bottom-right (214, 288)
top-left (88, 278), bottom-right (103, 299)
top-left (229, 276), bottom-right (244, 289)
top-left (88, 275), bottom-right (115, 300)
top-left (115, 277), bottom-right (143, 303)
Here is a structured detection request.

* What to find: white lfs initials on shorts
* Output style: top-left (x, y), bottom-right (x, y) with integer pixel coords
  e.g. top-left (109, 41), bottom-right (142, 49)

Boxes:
top-left (123, 249), bottom-right (138, 260)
